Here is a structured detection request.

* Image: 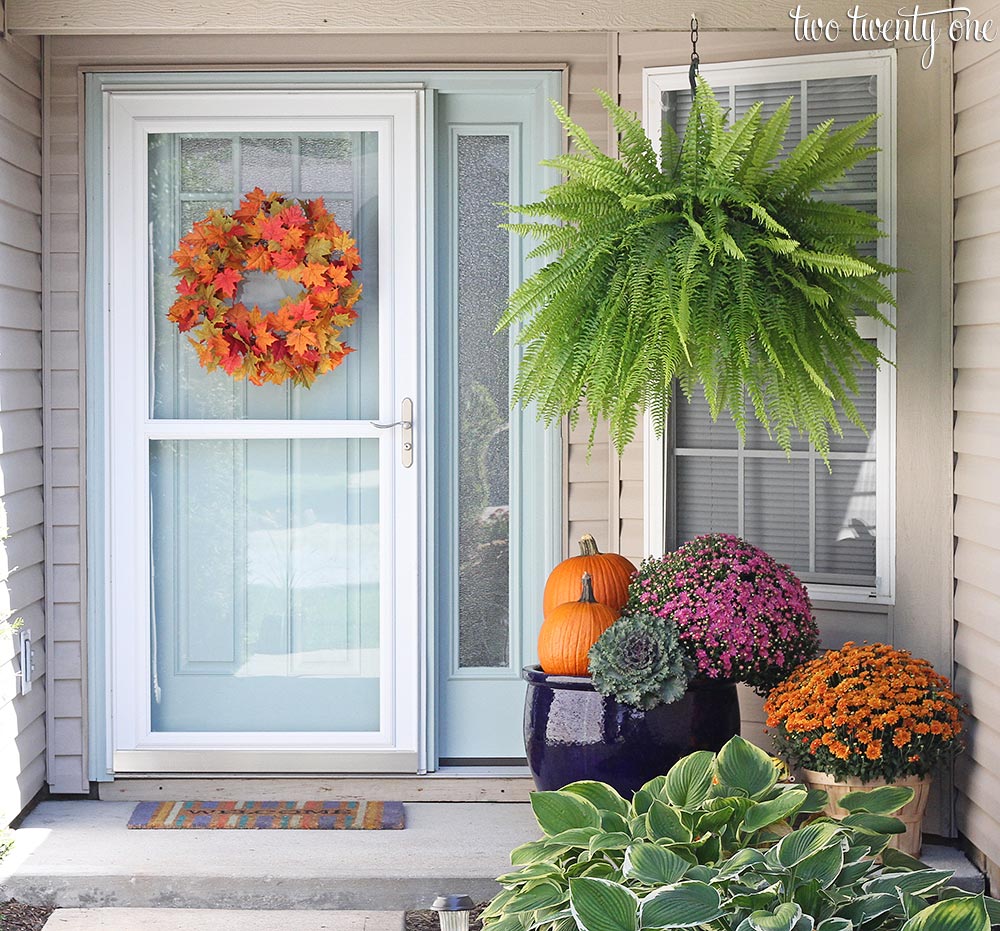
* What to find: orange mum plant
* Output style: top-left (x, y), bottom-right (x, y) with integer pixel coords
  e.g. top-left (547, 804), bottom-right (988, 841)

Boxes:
top-left (764, 641), bottom-right (965, 782)
top-left (167, 188), bottom-right (363, 387)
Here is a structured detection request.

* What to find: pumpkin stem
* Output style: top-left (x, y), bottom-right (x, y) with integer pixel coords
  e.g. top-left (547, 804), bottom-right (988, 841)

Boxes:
top-left (579, 572), bottom-right (596, 603)
top-left (578, 533), bottom-right (601, 557)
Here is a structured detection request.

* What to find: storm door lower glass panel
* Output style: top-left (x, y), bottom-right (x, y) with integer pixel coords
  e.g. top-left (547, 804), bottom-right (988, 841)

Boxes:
top-left (149, 438), bottom-right (380, 733)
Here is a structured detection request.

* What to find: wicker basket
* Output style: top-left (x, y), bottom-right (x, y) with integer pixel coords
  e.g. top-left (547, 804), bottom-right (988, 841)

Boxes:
top-left (801, 770), bottom-right (931, 856)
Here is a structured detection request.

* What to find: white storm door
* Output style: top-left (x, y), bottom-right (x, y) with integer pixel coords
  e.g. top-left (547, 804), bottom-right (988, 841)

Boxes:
top-left (105, 88), bottom-right (422, 773)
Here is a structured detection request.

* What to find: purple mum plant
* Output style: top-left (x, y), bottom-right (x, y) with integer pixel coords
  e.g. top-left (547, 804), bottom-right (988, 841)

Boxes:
top-left (622, 533), bottom-right (820, 694)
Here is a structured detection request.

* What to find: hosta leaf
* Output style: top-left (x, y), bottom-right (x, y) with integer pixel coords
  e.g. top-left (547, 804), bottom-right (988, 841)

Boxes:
top-left (483, 914), bottom-right (528, 931)
top-left (936, 888), bottom-right (1000, 924)
top-left (841, 813), bottom-right (906, 835)
top-left (589, 832), bottom-right (634, 855)
top-left (646, 801), bottom-right (692, 843)
top-left (633, 777), bottom-right (667, 815)
top-left (898, 896), bottom-right (990, 931)
top-left (715, 736), bottom-right (779, 799)
top-left (639, 882), bottom-right (725, 929)
top-left (880, 848), bottom-right (929, 872)
top-left (815, 921), bottom-right (853, 930)
top-left (506, 883), bottom-right (569, 913)
top-left (743, 788), bottom-right (809, 833)
top-left (749, 903), bottom-right (803, 931)
top-left (838, 893), bottom-right (901, 923)
top-left (569, 877), bottom-right (638, 931)
top-left (562, 781), bottom-right (630, 817)
top-left (774, 822), bottom-right (842, 868)
top-left (546, 827), bottom-right (602, 847)
top-left (511, 841), bottom-right (570, 865)
top-left (664, 751), bottom-right (715, 807)
top-left (795, 841), bottom-right (845, 888)
top-left (601, 812), bottom-right (631, 835)
top-left (622, 843), bottom-right (690, 885)
top-left (530, 792), bottom-right (602, 836)
top-left (839, 785), bottom-right (915, 815)
top-left (863, 870), bottom-right (954, 897)
top-left (496, 865), bottom-right (560, 886)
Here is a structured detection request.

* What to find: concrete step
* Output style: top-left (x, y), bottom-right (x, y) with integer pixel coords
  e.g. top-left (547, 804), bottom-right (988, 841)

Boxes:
top-left (44, 908), bottom-right (405, 930)
top-left (1, 801), bottom-right (537, 910)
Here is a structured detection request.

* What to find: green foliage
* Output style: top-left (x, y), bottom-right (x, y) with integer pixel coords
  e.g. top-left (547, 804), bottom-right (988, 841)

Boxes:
top-left (483, 738), bottom-right (998, 931)
top-left (498, 82), bottom-right (896, 459)
top-left (588, 615), bottom-right (689, 709)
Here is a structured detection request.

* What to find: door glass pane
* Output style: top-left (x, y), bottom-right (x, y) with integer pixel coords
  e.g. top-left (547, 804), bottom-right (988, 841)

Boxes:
top-left (148, 132), bottom-right (379, 421)
top-left (456, 134), bottom-right (511, 669)
top-left (150, 438), bottom-right (380, 733)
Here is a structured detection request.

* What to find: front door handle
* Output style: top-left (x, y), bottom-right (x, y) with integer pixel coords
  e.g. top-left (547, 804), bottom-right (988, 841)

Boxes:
top-left (370, 397), bottom-right (413, 468)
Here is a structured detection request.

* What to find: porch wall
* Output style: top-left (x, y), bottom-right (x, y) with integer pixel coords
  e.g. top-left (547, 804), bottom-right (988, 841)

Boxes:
top-left (953, 0), bottom-right (1000, 882)
top-left (0, 34), bottom-right (46, 827)
top-left (41, 32), bottom-right (955, 824)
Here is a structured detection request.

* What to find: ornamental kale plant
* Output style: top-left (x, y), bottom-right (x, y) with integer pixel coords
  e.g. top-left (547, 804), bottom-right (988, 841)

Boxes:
top-left (497, 81), bottom-right (895, 459)
top-left (482, 737), bottom-right (1000, 931)
top-left (624, 533), bottom-right (819, 693)
top-left (588, 614), bottom-right (689, 710)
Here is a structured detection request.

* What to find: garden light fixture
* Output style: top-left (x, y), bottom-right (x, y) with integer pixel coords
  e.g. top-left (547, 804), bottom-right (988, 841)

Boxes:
top-left (431, 895), bottom-right (475, 931)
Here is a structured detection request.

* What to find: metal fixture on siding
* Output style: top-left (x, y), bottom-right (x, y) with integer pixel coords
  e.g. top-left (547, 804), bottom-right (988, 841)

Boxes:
top-left (19, 628), bottom-right (33, 695)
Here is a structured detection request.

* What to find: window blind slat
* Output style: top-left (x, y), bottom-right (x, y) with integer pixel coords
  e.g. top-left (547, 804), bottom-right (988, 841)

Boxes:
top-left (743, 458), bottom-right (810, 572)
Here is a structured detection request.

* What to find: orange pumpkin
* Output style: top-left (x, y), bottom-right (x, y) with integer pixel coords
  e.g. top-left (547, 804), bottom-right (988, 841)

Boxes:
top-left (538, 572), bottom-right (617, 676)
top-left (543, 533), bottom-right (636, 618)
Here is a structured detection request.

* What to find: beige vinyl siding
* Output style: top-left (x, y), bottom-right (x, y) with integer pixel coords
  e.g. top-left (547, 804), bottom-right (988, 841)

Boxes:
top-left (45, 31), bottom-right (618, 785)
top-left (954, 0), bottom-right (1000, 872)
top-left (6, 0), bottom-right (915, 36)
top-left (0, 34), bottom-right (45, 826)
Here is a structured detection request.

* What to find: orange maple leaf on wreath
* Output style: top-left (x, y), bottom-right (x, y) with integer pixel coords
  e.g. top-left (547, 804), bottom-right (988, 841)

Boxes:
top-left (166, 191), bottom-right (364, 388)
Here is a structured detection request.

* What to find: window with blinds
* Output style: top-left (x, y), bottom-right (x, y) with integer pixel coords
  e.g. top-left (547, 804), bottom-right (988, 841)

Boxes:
top-left (645, 55), bottom-right (895, 598)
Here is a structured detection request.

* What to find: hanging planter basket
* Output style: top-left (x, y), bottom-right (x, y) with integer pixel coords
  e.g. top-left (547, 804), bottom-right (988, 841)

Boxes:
top-left (498, 81), bottom-right (897, 461)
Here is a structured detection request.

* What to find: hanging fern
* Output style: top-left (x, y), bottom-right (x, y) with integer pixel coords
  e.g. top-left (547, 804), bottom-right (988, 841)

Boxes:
top-left (497, 80), bottom-right (896, 461)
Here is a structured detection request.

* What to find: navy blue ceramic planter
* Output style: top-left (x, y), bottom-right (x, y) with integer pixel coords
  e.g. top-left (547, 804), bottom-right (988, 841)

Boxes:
top-left (522, 665), bottom-right (741, 796)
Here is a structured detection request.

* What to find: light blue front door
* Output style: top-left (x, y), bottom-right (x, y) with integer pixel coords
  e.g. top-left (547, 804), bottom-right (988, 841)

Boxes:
top-left (431, 77), bottom-right (562, 763)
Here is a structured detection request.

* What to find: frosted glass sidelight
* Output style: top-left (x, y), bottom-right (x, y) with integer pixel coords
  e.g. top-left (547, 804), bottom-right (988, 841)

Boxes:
top-left (456, 134), bottom-right (512, 669)
top-left (148, 132), bottom-right (379, 421)
top-left (149, 438), bottom-right (381, 733)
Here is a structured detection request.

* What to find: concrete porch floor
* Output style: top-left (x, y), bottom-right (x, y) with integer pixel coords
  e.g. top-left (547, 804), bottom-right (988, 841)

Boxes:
top-left (0, 800), bottom-right (986, 913)
top-left (0, 800), bottom-right (539, 910)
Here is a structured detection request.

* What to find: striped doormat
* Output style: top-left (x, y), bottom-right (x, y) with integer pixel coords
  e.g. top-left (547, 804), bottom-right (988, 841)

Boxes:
top-left (127, 800), bottom-right (405, 830)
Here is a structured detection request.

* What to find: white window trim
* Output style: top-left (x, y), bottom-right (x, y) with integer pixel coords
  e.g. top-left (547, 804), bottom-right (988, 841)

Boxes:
top-left (641, 50), bottom-right (896, 605)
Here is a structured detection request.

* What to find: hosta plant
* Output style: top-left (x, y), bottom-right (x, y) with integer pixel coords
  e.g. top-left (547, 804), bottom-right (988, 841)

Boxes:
top-left (588, 613), bottom-right (689, 709)
top-left (497, 81), bottom-right (896, 459)
top-left (482, 736), bottom-right (999, 931)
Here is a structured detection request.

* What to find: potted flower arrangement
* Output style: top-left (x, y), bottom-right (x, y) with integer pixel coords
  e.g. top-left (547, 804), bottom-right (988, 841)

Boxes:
top-left (522, 532), bottom-right (820, 795)
top-left (624, 533), bottom-right (821, 695)
top-left (765, 641), bottom-right (966, 855)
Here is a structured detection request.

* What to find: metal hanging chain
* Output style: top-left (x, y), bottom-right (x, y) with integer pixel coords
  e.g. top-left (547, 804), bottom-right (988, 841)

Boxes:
top-left (689, 14), bottom-right (700, 95)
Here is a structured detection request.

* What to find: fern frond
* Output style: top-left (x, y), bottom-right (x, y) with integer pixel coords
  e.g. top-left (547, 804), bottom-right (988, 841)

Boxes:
top-left (497, 83), bottom-right (897, 461)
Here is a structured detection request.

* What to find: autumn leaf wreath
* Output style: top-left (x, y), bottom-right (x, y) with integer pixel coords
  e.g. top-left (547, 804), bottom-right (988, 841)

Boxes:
top-left (167, 187), bottom-right (363, 387)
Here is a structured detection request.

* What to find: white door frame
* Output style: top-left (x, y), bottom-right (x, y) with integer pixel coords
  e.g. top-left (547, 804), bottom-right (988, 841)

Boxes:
top-left (104, 87), bottom-right (424, 773)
